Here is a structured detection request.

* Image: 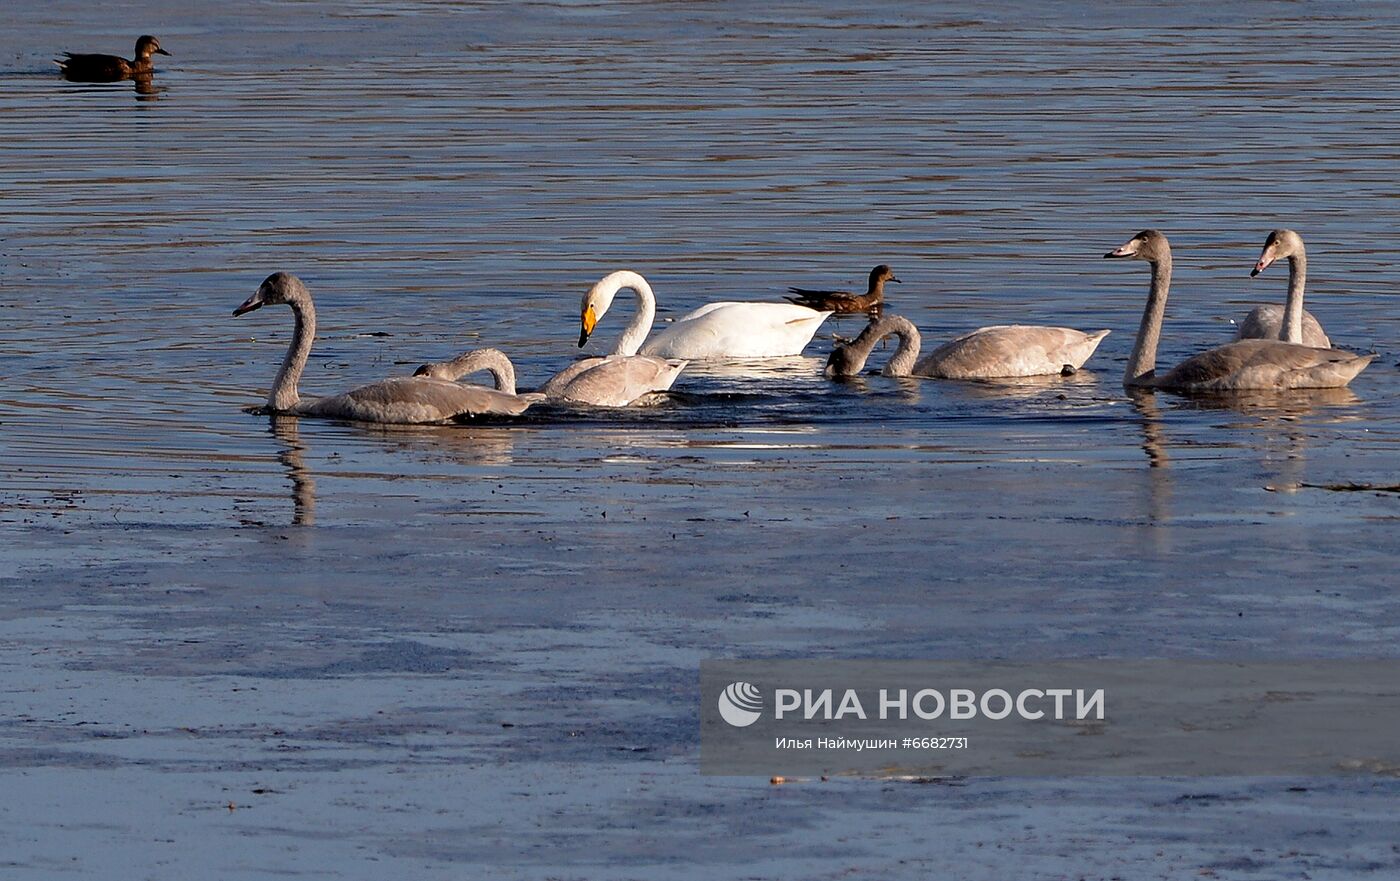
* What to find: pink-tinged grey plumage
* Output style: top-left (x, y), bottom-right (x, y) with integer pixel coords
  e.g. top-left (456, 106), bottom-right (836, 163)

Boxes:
top-left (1105, 230), bottom-right (1371, 391)
top-left (233, 273), bottom-right (537, 423)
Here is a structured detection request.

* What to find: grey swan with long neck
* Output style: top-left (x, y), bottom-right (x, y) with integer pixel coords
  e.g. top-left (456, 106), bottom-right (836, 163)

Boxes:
top-left (824, 314), bottom-right (1108, 379)
top-left (414, 348), bottom-right (545, 402)
top-left (824, 315), bottom-right (922, 377)
top-left (233, 273), bottom-right (536, 422)
top-left (1103, 230), bottom-right (1371, 391)
top-left (1236, 229), bottom-right (1331, 348)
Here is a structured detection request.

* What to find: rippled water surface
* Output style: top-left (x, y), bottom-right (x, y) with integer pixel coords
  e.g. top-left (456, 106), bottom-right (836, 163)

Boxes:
top-left (2, 2), bottom-right (1400, 878)
top-left (3, 0), bottom-right (1400, 531)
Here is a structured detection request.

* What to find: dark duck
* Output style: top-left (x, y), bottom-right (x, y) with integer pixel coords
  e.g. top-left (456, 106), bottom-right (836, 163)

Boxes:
top-left (785, 264), bottom-right (900, 316)
top-left (57, 35), bottom-right (170, 82)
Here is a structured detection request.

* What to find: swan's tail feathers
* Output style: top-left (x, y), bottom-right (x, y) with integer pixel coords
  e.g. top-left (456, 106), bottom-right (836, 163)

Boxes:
top-left (786, 311), bottom-right (834, 326)
top-left (1079, 329), bottom-right (1112, 359)
top-left (1301, 352), bottom-right (1374, 388)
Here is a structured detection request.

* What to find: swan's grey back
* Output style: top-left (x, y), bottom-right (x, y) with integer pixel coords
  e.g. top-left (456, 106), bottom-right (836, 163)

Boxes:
top-left (297, 376), bottom-right (535, 423)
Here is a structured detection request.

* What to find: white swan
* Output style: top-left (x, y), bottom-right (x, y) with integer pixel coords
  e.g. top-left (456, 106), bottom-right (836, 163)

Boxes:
top-left (233, 273), bottom-right (537, 422)
top-left (578, 269), bottom-right (831, 360)
top-left (1104, 230), bottom-right (1372, 391)
top-left (823, 313), bottom-right (1107, 379)
top-left (1237, 229), bottom-right (1331, 348)
top-left (537, 271), bottom-right (688, 407)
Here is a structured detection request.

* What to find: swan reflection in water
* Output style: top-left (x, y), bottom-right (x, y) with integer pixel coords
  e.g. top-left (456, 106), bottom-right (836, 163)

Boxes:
top-left (267, 415), bottom-right (525, 527)
top-left (270, 415), bottom-right (316, 526)
top-left (1125, 385), bottom-right (1364, 545)
top-left (1129, 386), bottom-right (1364, 502)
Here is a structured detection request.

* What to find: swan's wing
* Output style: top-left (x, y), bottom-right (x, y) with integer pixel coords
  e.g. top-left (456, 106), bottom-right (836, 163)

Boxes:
top-left (1235, 306), bottom-right (1331, 348)
top-left (556, 356), bottom-right (686, 407)
top-left (540, 356), bottom-right (607, 397)
top-left (1236, 305), bottom-right (1282, 341)
top-left (671, 301), bottom-right (738, 322)
top-left (296, 377), bottom-right (533, 423)
top-left (640, 303), bottom-right (830, 358)
top-left (1161, 340), bottom-right (1371, 390)
top-left (915, 325), bottom-right (1110, 379)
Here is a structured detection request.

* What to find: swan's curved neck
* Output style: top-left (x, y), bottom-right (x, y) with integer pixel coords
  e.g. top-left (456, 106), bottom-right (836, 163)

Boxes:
top-left (1126, 255), bottom-right (1171, 388)
top-left (605, 272), bottom-right (656, 357)
top-left (458, 350), bottom-right (516, 394)
top-left (849, 314), bottom-right (922, 376)
top-left (481, 362), bottom-right (515, 395)
top-left (270, 296), bottom-right (315, 410)
top-left (1281, 250), bottom-right (1307, 344)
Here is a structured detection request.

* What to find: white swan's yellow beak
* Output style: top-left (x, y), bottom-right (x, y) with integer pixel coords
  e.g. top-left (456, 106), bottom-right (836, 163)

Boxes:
top-left (578, 305), bottom-right (597, 347)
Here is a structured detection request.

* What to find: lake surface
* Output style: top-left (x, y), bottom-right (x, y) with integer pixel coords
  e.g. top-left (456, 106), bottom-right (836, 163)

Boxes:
top-left (2, 2), bottom-right (1399, 878)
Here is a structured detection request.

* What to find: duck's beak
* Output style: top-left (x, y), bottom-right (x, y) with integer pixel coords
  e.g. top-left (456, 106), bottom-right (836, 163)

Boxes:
top-left (232, 292), bottom-right (264, 316)
top-left (156, 48), bottom-right (171, 56)
top-left (890, 276), bottom-right (902, 284)
top-left (578, 304), bottom-right (597, 348)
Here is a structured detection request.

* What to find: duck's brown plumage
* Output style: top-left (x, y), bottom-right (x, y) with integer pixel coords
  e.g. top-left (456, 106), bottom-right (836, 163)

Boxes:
top-left (785, 264), bottom-right (899, 314)
top-left (57, 35), bottom-right (169, 82)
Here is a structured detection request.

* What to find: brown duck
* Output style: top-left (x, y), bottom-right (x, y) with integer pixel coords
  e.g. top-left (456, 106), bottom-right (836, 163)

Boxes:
top-left (57, 35), bottom-right (170, 82)
top-left (785, 264), bottom-right (900, 315)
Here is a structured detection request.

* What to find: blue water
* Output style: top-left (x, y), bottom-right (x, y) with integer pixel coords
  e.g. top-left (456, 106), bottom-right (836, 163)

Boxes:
top-left (2, 2), bottom-right (1398, 878)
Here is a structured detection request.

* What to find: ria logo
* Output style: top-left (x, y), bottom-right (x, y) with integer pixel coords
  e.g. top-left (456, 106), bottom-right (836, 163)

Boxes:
top-left (718, 681), bottom-right (763, 727)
